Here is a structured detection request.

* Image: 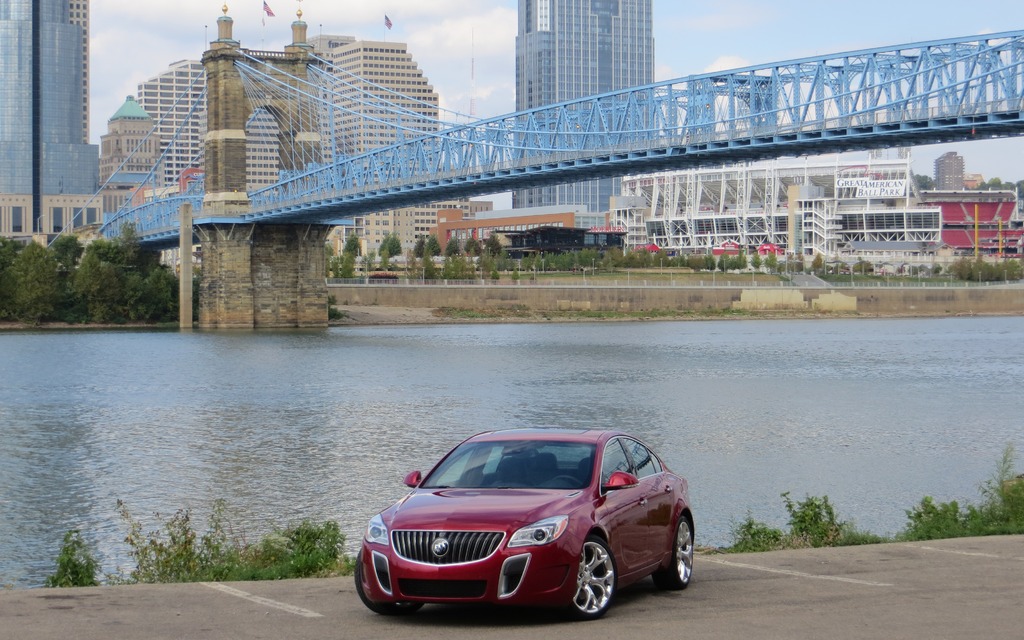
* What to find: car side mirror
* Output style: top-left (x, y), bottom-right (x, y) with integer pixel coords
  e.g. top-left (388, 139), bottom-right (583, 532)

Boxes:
top-left (403, 470), bottom-right (422, 488)
top-left (603, 470), bottom-right (639, 491)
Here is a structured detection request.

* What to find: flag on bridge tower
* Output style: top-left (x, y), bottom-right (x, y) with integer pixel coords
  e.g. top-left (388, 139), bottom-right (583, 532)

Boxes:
top-left (385, 14), bottom-right (393, 30)
top-left (263, 2), bottom-right (275, 17)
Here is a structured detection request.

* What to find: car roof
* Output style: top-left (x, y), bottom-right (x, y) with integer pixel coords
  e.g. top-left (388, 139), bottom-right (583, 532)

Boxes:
top-left (463, 428), bottom-right (621, 445)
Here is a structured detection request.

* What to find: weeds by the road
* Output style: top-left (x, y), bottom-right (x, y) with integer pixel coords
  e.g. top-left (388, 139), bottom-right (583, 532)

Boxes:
top-left (46, 499), bottom-right (352, 588)
top-left (46, 447), bottom-right (1022, 586)
top-left (728, 444), bottom-right (1023, 553)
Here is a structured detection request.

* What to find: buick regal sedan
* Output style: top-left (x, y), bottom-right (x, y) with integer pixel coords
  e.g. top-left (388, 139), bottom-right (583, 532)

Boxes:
top-left (355, 429), bottom-right (694, 620)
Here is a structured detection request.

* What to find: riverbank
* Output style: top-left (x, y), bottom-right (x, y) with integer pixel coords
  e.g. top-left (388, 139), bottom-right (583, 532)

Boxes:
top-left (328, 282), bottom-right (1024, 320)
top-left (328, 304), bottom-right (1013, 326)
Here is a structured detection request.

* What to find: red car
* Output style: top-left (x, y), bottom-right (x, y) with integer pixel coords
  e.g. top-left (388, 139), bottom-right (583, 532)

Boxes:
top-left (355, 428), bottom-right (694, 620)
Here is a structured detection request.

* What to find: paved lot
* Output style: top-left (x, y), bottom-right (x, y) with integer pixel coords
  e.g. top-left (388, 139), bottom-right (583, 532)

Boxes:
top-left (2, 536), bottom-right (1021, 640)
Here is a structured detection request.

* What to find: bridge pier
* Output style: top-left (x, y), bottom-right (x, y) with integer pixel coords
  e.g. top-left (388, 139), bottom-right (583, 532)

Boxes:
top-left (192, 8), bottom-right (328, 329)
top-left (197, 223), bottom-right (329, 329)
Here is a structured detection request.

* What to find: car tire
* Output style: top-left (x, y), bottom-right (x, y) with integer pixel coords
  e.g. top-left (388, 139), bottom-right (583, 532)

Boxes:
top-left (354, 557), bottom-right (424, 616)
top-left (652, 515), bottom-right (694, 590)
top-left (568, 535), bottom-right (617, 620)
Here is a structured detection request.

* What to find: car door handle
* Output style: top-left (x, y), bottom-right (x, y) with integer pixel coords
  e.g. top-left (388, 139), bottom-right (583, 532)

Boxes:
top-left (639, 497), bottom-right (648, 506)
top-left (664, 484), bottom-right (672, 493)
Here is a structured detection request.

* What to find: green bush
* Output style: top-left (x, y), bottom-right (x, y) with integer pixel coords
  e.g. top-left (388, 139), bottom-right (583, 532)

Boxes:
top-left (109, 499), bottom-right (350, 584)
top-left (782, 491), bottom-right (845, 547)
top-left (730, 514), bottom-right (785, 552)
top-left (45, 530), bottom-right (99, 587)
top-left (901, 444), bottom-right (1024, 541)
top-left (728, 493), bottom-right (881, 552)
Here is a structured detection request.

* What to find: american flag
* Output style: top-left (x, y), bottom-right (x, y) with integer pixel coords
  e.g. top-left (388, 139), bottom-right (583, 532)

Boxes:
top-left (263, 1), bottom-right (275, 17)
top-left (384, 14), bottom-right (393, 30)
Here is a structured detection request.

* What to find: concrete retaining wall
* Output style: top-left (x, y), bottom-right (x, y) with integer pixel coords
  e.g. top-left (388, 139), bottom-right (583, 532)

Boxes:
top-left (328, 283), bottom-right (1024, 316)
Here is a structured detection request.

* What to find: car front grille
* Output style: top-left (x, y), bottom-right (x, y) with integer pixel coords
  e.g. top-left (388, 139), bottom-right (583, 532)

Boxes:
top-left (392, 530), bottom-right (504, 565)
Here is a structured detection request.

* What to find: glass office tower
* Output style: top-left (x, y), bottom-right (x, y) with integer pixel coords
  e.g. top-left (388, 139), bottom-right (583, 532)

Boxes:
top-left (515, 0), bottom-right (653, 214)
top-left (0, 0), bottom-right (98, 238)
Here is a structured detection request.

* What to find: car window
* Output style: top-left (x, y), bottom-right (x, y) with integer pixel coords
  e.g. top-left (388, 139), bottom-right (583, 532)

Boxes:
top-left (423, 440), bottom-right (595, 489)
top-left (601, 439), bottom-right (632, 485)
top-left (623, 438), bottom-right (661, 478)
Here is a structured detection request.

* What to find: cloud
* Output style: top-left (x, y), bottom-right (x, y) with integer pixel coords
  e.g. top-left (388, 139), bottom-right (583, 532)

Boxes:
top-left (89, 0), bottom-right (518, 140)
top-left (703, 56), bottom-right (752, 74)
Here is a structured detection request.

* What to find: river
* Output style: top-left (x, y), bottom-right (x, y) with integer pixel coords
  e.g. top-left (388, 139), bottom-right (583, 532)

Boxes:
top-left (1, 316), bottom-right (1021, 588)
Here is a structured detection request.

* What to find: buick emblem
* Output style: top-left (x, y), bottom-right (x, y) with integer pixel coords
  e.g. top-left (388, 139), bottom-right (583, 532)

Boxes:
top-left (431, 537), bottom-right (450, 557)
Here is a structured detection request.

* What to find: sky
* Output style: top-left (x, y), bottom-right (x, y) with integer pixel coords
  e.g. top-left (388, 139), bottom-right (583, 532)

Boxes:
top-left (90, 0), bottom-right (1024, 192)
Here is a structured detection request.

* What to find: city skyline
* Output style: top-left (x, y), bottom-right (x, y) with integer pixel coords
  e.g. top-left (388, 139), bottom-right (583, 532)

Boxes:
top-left (88, 1), bottom-right (1024, 186)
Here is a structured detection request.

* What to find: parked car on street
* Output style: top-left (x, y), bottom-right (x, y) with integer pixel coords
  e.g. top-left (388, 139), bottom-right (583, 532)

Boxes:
top-left (355, 428), bottom-right (694, 620)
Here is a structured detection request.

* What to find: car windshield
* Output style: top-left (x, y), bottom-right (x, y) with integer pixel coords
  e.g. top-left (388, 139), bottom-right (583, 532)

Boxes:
top-left (421, 440), bottom-right (597, 490)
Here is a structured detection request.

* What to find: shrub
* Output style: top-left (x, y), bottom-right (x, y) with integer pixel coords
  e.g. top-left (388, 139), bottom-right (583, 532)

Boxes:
top-left (110, 500), bottom-right (349, 584)
top-left (902, 444), bottom-right (1024, 540)
top-left (730, 514), bottom-right (785, 552)
top-left (46, 530), bottom-right (99, 587)
top-left (782, 492), bottom-right (846, 547)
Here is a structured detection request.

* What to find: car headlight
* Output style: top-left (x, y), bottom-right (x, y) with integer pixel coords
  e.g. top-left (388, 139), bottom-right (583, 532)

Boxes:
top-left (364, 514), bottom-right (389, 546)
top-left (508, 515), bottom-right (569, 548)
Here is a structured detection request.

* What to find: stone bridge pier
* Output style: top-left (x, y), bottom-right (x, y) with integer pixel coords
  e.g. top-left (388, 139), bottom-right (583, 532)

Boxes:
top-left (197, 8), bottom-right (329, 328)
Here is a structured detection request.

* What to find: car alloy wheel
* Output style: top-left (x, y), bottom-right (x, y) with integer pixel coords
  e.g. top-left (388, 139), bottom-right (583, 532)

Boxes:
top-left (570, 535), bottom-right (616, 620)
top-left (652, 516), bottom-right (693, 590)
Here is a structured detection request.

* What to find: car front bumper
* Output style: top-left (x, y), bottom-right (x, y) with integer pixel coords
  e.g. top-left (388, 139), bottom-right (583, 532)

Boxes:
top-left (357, 538), bottom-right (580, 608)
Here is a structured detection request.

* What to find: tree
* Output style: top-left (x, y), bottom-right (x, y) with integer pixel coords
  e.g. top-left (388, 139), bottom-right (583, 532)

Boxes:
top-left (361, 249), bottom-right (376, 274)
top-left (380, 233), bottom-right (402, 260)
top-left (413, 237), bottom-right (426, 258)
top-left (764, 252), bottom-right (779, 273)
top-left (464, 237), bottom-right (481, 257)
top-left (751, 253), bottom-right (763, 271)
top-left (74, 246), bottom-right (124, 322)
top-left (442, 254), bottom-right (472, 279)
top-left (10, 242), bottom-right (60, 323)
top-left (0, 237), bottom-right (22, 319)
top-left (425, 234), bottom-right (442, 257)
top-left (811, 253), bottom-right (825, 274)
top-left (343, 232), bottom-right (361, 257)
top-left (484, 233), bottom-right (503, 257)
top-left (913, 173), bottom-right (935, 192)
top-left (422, 255), bottom-right (438, 280)
top-left (340, 253), bottom-right (356, 278)
top-left (444, 237), bottom-right (461, 257)
top-left (50, 235), bottom-right (83, 273)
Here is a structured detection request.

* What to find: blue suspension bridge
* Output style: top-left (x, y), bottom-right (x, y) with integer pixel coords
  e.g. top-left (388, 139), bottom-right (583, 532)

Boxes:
top-left (100, 27), bottom-right (1024, 250)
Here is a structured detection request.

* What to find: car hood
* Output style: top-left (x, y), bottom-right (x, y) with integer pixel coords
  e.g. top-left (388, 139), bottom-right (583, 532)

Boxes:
top-left (384, 488), bottom-right (587, 531)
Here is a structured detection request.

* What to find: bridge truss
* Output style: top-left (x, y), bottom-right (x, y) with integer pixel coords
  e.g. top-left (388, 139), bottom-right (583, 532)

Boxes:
top-left (102, 30), bottom-right (1024, 246)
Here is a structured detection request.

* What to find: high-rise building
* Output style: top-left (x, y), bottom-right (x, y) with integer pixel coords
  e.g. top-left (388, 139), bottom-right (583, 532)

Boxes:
top-left (134, 59), bottom-right (282, 193)
top-left (312, 35), bottom-right (477, 253)
top-left (136, 60), bottom-right (207, 189)
top-left (99, 96), bottom-right (160, 215)
top-left (934, 151), bottom-right (965, 190)
top-left (309, 35), bottom-right (439, 155)
top-left (515, 0), bottom-right (654, 214)
top-left (0, 0), bottom-right (99, 240)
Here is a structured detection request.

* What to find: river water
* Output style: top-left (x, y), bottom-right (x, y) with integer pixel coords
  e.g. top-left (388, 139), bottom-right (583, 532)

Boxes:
top-left (1, 317), bottom-right (1022, 588)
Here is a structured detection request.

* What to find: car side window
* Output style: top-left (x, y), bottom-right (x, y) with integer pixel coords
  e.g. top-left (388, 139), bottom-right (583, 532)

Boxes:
top-left (601, 439), bottom-right (632, 485)
top-left (624, 438), bottom-right (660, 479)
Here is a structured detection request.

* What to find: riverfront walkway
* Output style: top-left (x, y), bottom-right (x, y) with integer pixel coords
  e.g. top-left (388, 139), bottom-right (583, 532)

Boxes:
top-left (2, 536), bottom-right (1020, 639)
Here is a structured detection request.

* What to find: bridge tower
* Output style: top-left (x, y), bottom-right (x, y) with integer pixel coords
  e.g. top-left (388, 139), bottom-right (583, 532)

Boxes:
top-left (197, 6), bottom-right (329, 328)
